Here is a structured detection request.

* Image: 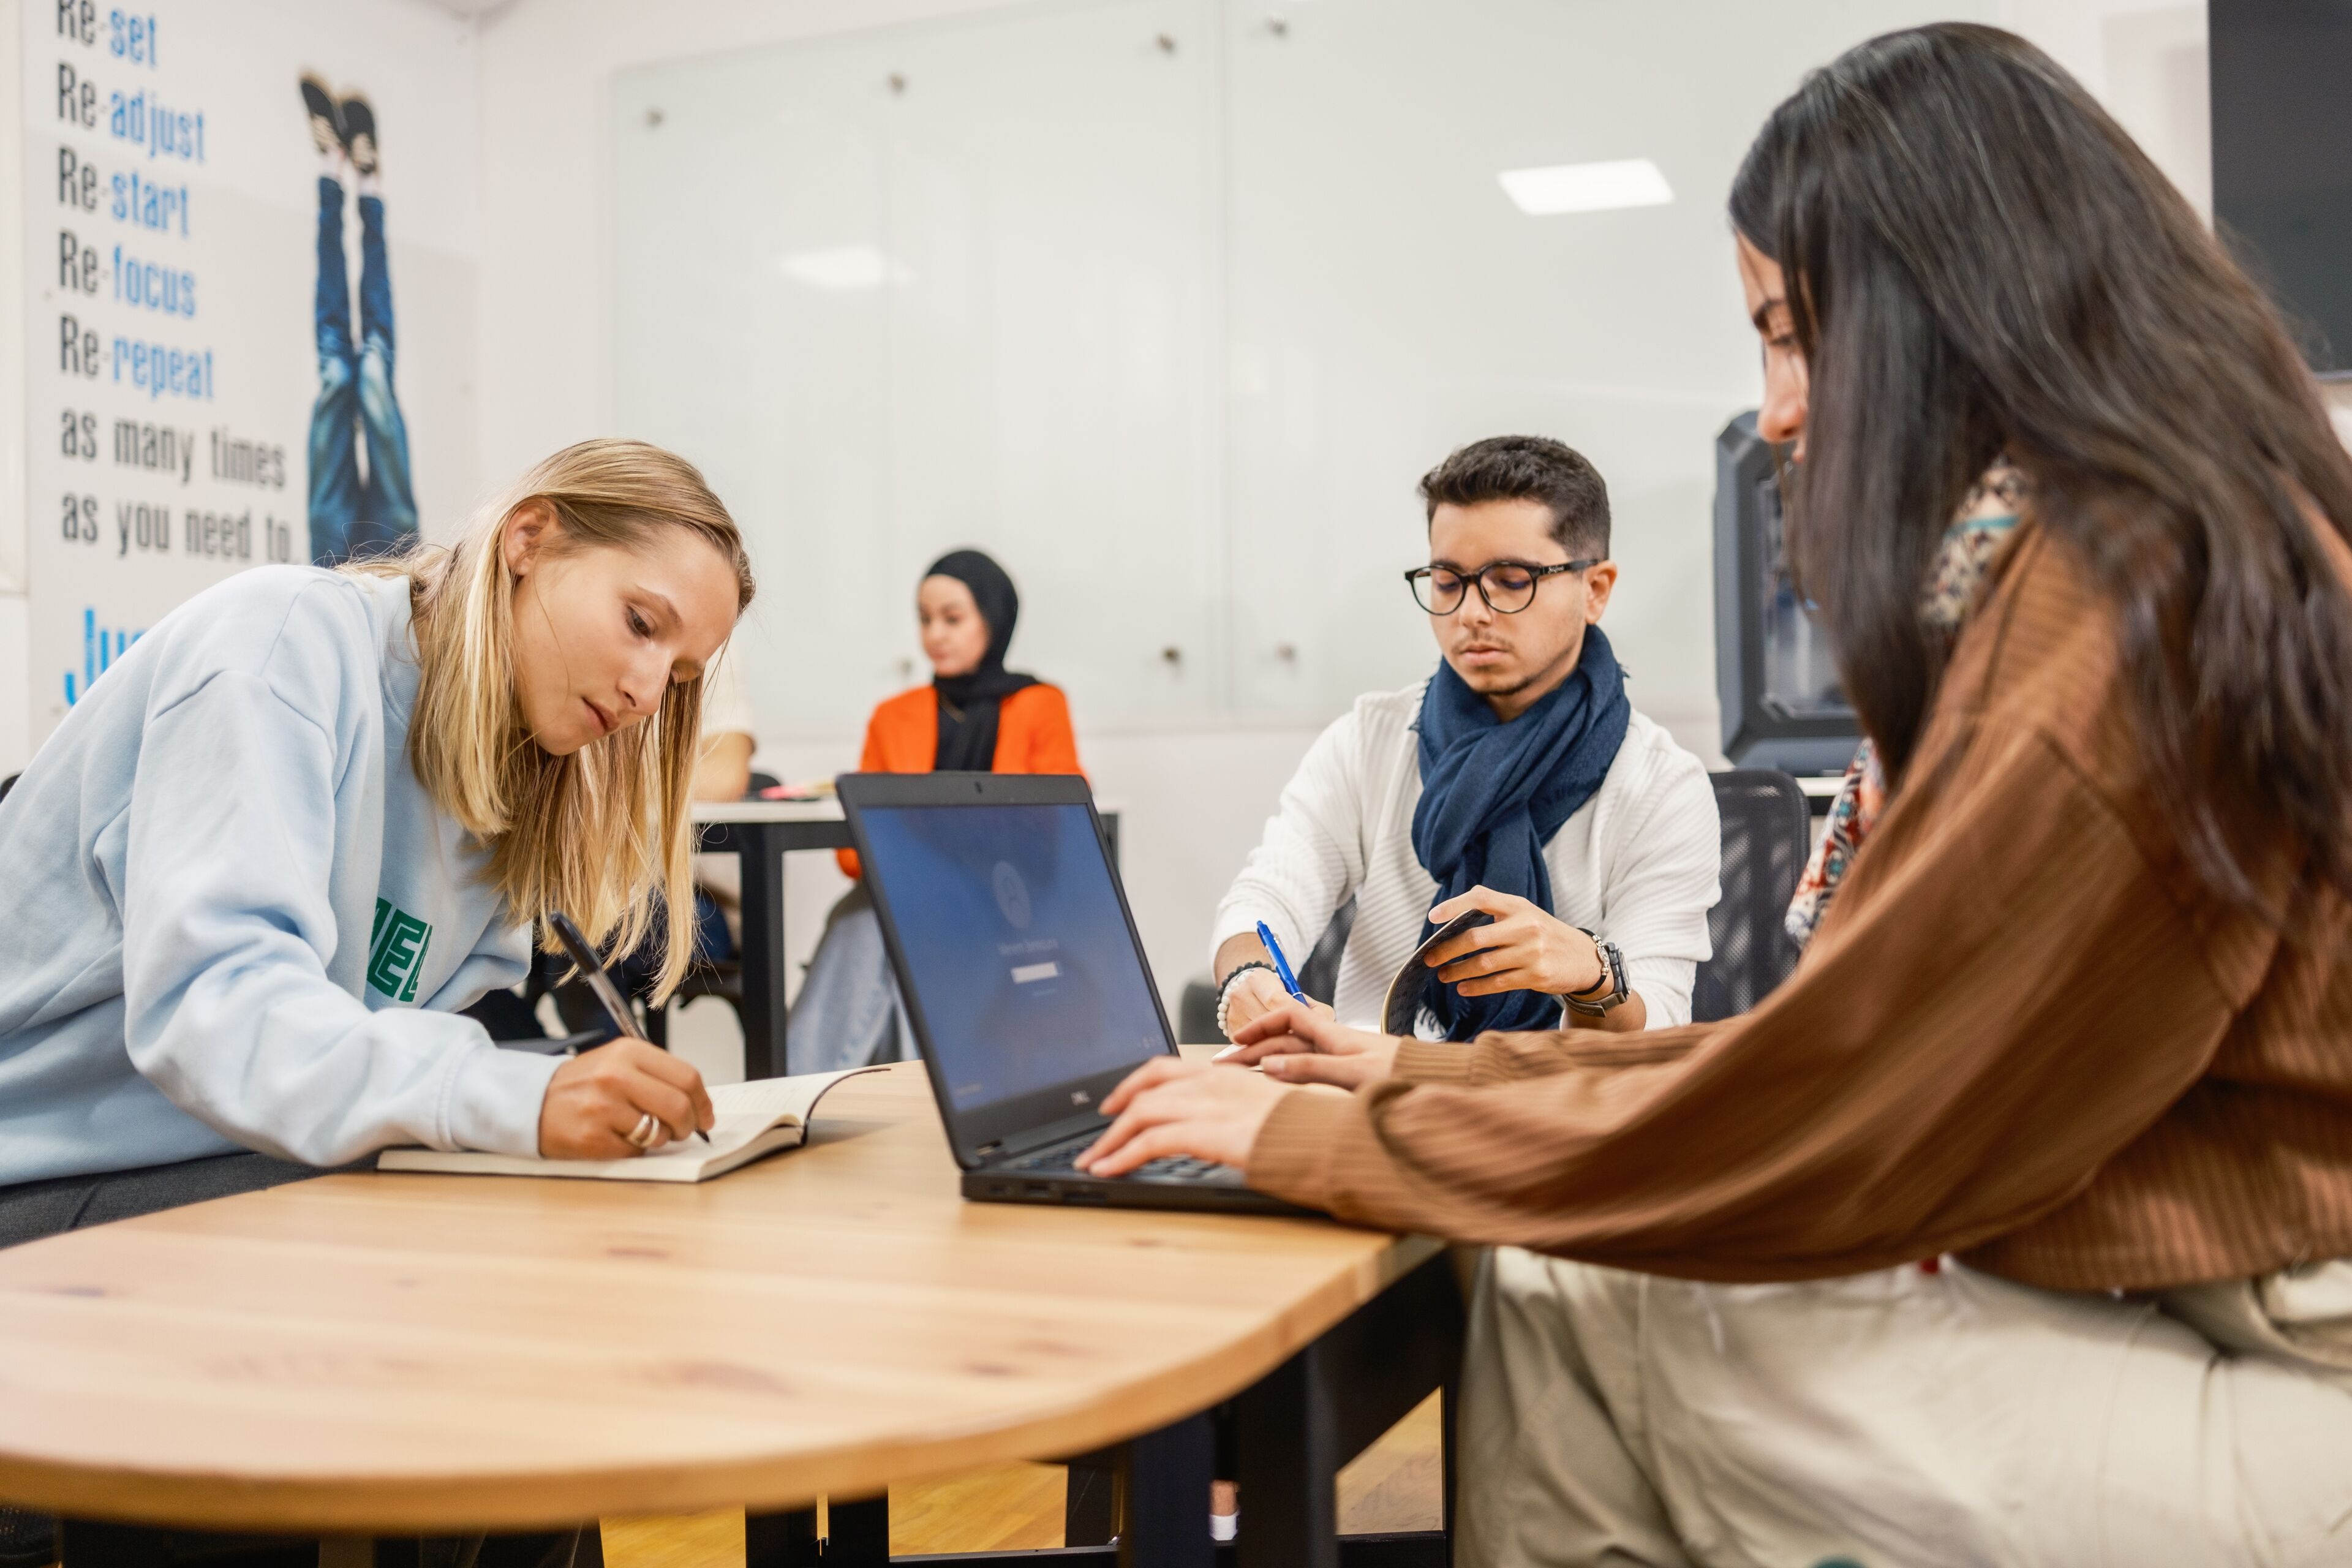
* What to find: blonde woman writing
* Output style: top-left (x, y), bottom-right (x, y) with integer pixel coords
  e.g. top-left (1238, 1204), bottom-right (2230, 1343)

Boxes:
top-left (0, 438), bottom-right (755, 1247)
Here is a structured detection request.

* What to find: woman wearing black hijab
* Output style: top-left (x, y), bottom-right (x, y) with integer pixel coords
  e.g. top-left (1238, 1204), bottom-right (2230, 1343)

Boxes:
top-left (907, 549), bottom-right (1078, 775)
top-left (790, 548), bottom-right (1082, 1069)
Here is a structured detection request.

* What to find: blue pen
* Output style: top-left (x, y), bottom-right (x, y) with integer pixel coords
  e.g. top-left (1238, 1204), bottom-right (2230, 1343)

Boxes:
top-left (1256, 920), bottom-right (1310, 1002)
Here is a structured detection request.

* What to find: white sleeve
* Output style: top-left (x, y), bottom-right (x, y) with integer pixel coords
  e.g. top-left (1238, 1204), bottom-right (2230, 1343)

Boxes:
top-left (1210, 709), bottom-right (1370, 968)
top-left (1597, 753), bottom-right (1721, 1030)
top-left (700, 641), bottom-right (756, 742)
top-left (120, 671), bottom-right (559, 1165)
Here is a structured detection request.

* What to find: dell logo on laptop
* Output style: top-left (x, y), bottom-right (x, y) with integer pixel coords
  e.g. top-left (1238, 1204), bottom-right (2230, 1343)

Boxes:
top-left (1071, 1090), bottom-right (1091, 1106)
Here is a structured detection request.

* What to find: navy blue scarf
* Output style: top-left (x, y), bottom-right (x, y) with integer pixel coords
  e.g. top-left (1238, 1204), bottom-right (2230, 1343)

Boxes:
top-left (1409, 628), bottom-right (1630, 1039)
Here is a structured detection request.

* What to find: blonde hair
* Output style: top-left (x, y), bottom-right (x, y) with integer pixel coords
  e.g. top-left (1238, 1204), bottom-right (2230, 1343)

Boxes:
top-left (349, 439), bottom-right (755, 1000)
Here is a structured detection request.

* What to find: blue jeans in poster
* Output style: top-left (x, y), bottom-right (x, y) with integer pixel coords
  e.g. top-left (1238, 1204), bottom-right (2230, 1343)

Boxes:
top-left (307, 177), bottom-right (418, 565)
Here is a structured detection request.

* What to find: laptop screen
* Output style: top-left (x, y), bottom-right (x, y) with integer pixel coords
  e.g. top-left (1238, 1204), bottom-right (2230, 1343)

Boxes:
top-left (856, 801), bottom-right (1167, 1114)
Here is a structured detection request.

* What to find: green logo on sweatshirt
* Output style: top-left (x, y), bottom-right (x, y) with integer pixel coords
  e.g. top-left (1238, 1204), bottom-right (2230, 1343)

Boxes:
top-left (368, 897), bottom-right (434, 1003)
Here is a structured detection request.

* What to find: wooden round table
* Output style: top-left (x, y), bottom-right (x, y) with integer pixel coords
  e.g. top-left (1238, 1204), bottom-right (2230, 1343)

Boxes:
top-left (0, 1062), bottom-right (1439, 1535)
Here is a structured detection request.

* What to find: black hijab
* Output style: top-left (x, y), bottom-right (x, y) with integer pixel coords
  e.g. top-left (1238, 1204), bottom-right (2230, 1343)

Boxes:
top-left (925, 549), bottom-right (1038, 772)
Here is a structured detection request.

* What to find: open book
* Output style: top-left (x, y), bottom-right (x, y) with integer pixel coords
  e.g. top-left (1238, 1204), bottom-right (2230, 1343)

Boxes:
top-left (377, 1066), bottom-right (885, 1183)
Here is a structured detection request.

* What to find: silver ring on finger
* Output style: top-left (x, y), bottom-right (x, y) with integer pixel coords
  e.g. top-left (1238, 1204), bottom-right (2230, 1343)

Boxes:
top-left (627, 1111), bottom-right (661, 1149)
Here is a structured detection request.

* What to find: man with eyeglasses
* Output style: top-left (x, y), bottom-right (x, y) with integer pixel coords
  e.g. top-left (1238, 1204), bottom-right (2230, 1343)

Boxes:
top-left (1208, 435), bottom-right (1720, 1045)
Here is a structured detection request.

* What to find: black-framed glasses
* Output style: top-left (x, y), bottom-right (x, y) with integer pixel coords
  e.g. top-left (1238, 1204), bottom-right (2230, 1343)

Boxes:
top-left (1405, 558), bottom-right (1600, 615)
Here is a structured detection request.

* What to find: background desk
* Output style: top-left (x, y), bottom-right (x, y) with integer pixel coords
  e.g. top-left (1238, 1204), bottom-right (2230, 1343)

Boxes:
top-left (693, 800), bottom-right (1123, 1079)
top-left (0, 1061), bottom-right (1449, 1568)
top-left (1795, 772), bottom-right (1844, 818)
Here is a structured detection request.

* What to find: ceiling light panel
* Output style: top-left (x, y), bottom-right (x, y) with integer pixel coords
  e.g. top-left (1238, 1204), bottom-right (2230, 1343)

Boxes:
top-left (1497, 159), bottom-right (1673, 216)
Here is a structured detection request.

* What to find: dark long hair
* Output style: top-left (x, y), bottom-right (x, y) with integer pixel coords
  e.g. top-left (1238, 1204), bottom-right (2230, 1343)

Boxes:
top-left (1730, 23), bottom-right (2352, 919)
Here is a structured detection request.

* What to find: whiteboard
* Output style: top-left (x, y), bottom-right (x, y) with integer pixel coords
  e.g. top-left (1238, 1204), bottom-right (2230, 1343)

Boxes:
top-left (614, 0), bottom-right (1996, 747)
top-left (614, 0), bottom-right (1223, 744)
top-left (1215, 0), bottom-right (1994, 731)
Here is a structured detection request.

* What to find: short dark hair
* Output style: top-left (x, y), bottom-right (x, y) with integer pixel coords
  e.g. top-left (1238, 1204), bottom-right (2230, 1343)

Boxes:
top-left (1417, 435), bottom-right (1610, 559)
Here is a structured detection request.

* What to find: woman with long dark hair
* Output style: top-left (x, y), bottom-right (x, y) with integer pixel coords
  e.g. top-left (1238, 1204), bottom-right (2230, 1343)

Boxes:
top-left (1073, 25), bottom-right (2352, 1559)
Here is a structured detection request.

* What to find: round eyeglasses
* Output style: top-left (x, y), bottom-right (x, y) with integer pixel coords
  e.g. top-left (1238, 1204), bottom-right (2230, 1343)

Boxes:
top-left (1404, 558), bottom-right (1599, 616)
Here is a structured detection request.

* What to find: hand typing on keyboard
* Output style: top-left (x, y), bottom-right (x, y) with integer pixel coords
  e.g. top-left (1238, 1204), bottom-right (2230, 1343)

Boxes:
top-left (1076, 1056), bottom-right (1293, 1178)
top-left (1011, 1140), bottom-right (1231, 1181)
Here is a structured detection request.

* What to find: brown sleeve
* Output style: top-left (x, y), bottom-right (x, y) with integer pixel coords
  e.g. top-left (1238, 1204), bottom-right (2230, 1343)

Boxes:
top-left (1392, 1030), bottom-right (1697, 1086)
top-left (1246, 730), bottom-right (2243, 1281)
top-left (1389, 1040), bottom-right (1477, 1083)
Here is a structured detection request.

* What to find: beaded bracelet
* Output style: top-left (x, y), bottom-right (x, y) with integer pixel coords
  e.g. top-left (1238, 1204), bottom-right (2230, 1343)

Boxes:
top-left (1214, 961), bottom-right (1278, 1040)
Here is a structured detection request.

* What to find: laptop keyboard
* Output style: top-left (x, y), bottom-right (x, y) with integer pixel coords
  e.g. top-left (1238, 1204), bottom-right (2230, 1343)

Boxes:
top-left (1003, 1136), bottom-right (1231, 1183)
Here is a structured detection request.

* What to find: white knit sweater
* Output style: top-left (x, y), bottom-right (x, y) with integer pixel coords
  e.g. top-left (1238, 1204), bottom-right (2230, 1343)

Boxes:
top-left (1212, 681), bottom-right (1721, 1031)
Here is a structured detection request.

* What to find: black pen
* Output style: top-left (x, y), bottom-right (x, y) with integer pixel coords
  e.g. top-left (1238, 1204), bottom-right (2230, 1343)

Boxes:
top-left (548, 910), bottom-right (710, 1144)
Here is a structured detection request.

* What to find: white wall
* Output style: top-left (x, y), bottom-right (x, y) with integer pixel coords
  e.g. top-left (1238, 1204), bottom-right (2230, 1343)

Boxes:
top-left (475, 0), bottom-right (2228, 1019)
top-left (0, 0), bottom-right (24, 780)
top-left (1999, 1), bottom-right (2209, 216)
top-left (475, 0), bottom-right (1030, 478)
top-left (477, 0), bottom-right (1332, 1011)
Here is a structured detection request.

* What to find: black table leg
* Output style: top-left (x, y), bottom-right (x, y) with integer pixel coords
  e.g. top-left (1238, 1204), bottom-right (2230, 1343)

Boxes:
top-left (745, 1496), bottom-right (884, 1568)
top-left (824, 1498), bottom-right (889, 1567)
top-left (1231, 1253), bottom-right (1463, 1568)
top-left (742, 1508), bottom-right (817, 1568)
top-left (1120, 1413), bottom-right (1213, 1568)
top-left (1234, 1350), bottom-right (1340, 1568)
top-left (728, 821), bottom-right (788, 1080)
top-left (1063, 1448), bottom-right (1122, 1547)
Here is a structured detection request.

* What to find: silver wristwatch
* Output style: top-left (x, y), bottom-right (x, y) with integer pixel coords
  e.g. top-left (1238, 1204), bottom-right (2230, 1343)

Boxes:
top-left (1564, 929), bottom-right (1629, 1016)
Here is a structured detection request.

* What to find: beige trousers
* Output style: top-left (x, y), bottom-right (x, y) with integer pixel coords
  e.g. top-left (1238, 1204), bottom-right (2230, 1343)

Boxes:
top-left (1457, 1247), bottom-right (2352, 1567)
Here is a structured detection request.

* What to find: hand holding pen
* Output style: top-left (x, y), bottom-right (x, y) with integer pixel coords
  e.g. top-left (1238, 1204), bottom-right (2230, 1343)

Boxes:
top-left (1212, 921), bottom-right (1336, 1054)
top-left (533, 912), bottom-right (715, 1156)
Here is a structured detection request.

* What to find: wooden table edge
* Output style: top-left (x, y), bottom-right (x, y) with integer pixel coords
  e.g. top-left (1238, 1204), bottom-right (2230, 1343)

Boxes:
top-left (0, 1232), bottom-right (1444, 1532)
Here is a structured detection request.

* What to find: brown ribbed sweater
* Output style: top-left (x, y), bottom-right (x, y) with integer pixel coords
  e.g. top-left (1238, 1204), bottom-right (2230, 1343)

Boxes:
top-left (1249, 521), bottom-right (2352, 1291)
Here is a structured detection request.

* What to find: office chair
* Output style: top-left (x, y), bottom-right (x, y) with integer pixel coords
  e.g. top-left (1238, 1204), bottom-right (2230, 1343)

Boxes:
top-left (1295, 895), bottom-right (1357, 1004)
top-left (1692, 769), bottom-right (1814, 1022)
top-left (0, 1507), bottom-right (55, 1568)
top-left (0, 772), bottom-right (18, 806)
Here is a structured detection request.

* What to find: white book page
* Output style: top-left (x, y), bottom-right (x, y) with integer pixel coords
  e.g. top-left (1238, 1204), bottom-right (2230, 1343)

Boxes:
top-left (377, 1066), bottom-right (882, 1182)
top-left (701, 1071), bottom-right (859, 1150)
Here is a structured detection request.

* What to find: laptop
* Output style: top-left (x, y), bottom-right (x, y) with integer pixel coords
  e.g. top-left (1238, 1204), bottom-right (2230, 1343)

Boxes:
top-left (836, 771), bottom-right (1310, 1215)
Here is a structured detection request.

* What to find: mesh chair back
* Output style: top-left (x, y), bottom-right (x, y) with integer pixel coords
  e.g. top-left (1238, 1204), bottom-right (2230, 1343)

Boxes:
top-left (1692, 769), bottom-right (1814, 1022)
top-left (1182, 896), bottom-right (1359, 1046)
top-left (1297, 895), bottom-right (1358, 1005)
top-left (0, 1505), bottom-right (55, 1568)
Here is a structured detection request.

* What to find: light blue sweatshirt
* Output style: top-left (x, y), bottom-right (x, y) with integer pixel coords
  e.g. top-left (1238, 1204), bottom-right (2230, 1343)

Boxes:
top-left (0, 566), bottom-right (562, 1187)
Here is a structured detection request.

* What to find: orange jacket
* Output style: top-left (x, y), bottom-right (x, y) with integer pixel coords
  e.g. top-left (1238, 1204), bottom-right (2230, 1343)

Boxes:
top-left (837, 682), bottom-right (1083, 878)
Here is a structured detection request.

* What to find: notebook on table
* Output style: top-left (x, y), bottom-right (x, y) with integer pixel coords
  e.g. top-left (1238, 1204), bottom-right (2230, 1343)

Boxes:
top-left (377, 1067), bottom-right (883, 1183)
top-left (1381, 910), bottom-right (1494, 1036)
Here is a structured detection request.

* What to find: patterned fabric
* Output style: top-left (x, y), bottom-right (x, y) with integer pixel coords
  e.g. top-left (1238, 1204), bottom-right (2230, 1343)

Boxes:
top-left (1785, 463), bottom-right (2027, 949)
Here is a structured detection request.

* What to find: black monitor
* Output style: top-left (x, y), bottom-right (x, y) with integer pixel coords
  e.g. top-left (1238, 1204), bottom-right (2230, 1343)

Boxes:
top-left (2211, 0), bottom-right (2352, 379)
top-left (1712, 412), bottom-right (1861, 775)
